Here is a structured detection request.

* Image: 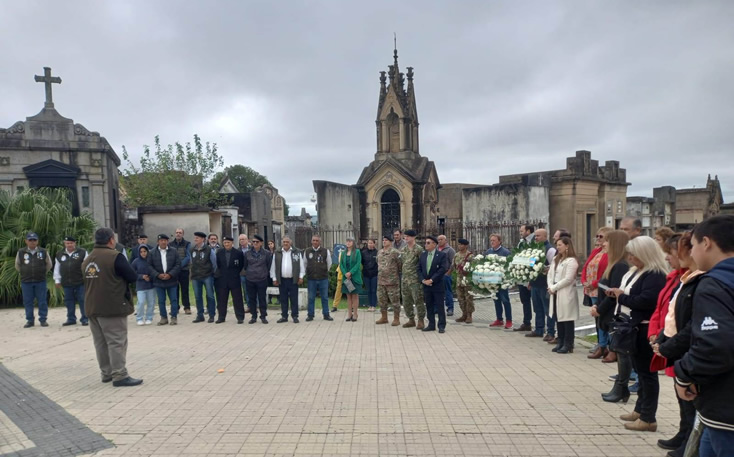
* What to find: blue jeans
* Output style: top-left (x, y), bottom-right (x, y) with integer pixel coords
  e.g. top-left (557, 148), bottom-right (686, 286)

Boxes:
top-left (21, 281), bottom-right (48, 322)
top-left (192, 276), bottom-right (216, 318)
top-left (136, 289), bottom-right (156, 322)
top-left (20, 281), bottom-right (48, 322)
top-left (700, 426), bottom-right (734, 457)
top-left (365, 276), bottom-right (378, 307)
top-left (156, 286), bottom-right (179, 318)
top-left (63, 284), bottom-right (87, 323)
top-left (518, 285), bottom-right (532, 326)
top-left (444, 275), bottom-right (454, 311)
top-left (531, 285), bottom-right (554, 336)
top-left (494, 288), bottom-right (512, 321)
top-left (307, 279), bottom-right (330, 318)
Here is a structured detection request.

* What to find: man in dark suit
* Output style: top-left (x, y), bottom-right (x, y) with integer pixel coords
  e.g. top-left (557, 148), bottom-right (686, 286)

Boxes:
top-left (418, 235), bottom-right (449, 333)
top-left (215, 236), bottom-right (246, 324)
top-left (148, 234), bottom-right (182, 326)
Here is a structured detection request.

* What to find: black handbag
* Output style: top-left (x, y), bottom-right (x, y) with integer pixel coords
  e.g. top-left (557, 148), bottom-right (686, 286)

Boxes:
top-left (609, 312), bottom-right (638, 355)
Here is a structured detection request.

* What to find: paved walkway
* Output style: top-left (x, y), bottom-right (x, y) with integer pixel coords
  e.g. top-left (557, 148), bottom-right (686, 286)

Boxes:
top-left (0, 303), bottom-right (678, 457)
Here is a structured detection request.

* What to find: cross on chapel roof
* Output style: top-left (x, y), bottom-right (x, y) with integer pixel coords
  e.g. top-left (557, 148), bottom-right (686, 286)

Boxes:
top-left (34, 67), bottom-right (62, 108)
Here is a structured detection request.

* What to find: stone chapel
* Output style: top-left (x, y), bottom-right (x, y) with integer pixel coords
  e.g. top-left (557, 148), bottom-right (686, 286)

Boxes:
top-left (0, 67), bottom-right (122, 233)
top-left (314, 48), bottom-right (440, 240)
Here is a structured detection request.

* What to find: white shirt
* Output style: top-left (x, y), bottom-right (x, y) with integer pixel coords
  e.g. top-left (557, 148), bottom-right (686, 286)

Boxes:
top-left (159, 247), bottom-right (168, 273)
top-left (270, 248), bottom-right (306, 281)
top-left (53, 248), bottom-right (88, 284)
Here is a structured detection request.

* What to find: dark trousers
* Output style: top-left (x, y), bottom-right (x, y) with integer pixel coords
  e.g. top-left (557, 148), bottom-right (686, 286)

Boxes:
top-left (247, 279), bottom-right (268, 318)
top-left (631, 323), bottom-right (659, 423)
top-left (423, 286), bottom-right (446, 330)
top-left (700, 426), bottom-right (734, 457)
top-left (556, 320), bottom-right (575, 348)
top-left (494, 288), bottom-right (512, 321)
top-left (178, 270), bottom-right (190, 309)
top-left (216, 281), bottom-right (245, 321)
top-left (518, 285), bottom-right (532, 326)
top-left (674, 385), bottom-right (697, 449)
top-left (365, 275), bottom-right (378, 307)
top-left (279, 278), bottom-right (299, 318)
top-left (63, 284), bottom-right (87, 323)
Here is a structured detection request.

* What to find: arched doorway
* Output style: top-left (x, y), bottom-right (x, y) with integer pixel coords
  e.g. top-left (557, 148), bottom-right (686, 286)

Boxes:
top-left (381, 188), bottom-right (401, 236)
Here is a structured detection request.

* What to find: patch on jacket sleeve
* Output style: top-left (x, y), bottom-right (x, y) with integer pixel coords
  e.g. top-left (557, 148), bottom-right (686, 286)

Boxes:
top-left (701, 316), bottom-right (719, 331)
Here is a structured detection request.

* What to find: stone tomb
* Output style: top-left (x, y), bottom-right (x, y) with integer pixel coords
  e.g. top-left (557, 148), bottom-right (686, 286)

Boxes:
top-left (0, 67), bottom-right (122, 233)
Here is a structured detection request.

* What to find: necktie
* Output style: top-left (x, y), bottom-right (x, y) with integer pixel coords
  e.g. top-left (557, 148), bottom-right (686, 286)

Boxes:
top-left (427, 251), bottom-right (434, 272)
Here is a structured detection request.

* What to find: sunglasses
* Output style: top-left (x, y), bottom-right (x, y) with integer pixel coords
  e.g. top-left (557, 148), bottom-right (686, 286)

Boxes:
top-left (596, 235), bottom-right (605, 239)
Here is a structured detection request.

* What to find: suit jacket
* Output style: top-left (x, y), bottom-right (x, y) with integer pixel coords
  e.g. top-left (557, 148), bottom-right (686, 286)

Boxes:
top-left (216, 247), bottom-right (244, 286)
top-left (418, 249), bottom-right (448, 289)
top-left (148, 247), bottom-right (181, 288)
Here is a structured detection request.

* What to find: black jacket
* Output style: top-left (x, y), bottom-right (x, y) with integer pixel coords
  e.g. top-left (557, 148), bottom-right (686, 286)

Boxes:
top-left (361, 248), bottom-right (378, 278)
top-left (657, 274), bottom-right (703, 364)
top-left (596, 261), bottom-right (629, 330)
top-left (148, 247), bottom-right (181, 288)
top-left (215, 248), bottom-right (244, 286)
top-left (616, 270), bottom-right (667, 324)
top-left (675, 258), bottom-right (734, 431)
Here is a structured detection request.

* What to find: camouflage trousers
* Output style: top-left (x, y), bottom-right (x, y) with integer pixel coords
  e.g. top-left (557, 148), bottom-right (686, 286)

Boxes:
top-left (401, 280), bottom-right (425, 319)
top-left (377, 284), bottom-right (400, 313)
top-left (456, 285), bottom-right (475, 314)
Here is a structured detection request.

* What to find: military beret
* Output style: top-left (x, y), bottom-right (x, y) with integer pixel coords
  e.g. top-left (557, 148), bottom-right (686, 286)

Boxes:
top-left (138, 233), bottom-right (148, 239)
top-left (383, 234), bottom-right (393, 242)
top-left (26, 232), bottom-right (39, 240)
top-left (193, 231), bottom-right (207, 238)
top-left (404, 229), bottom-right (417, 237)
top-left (426, 235), bottom-right (438, 244)
top-left (223, 236), bottom-right (234, 242)
top-left (157, 234), bottom-right (169, 240)
top-left (253, 234), bottom-right (264, 242)
top-left (63, 236), bottom-right (77, 242)
top-left (458, 238), bottom-right (469, 245)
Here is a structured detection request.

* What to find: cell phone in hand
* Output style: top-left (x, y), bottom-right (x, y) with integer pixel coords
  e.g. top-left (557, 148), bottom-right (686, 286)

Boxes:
top-left (598, 283), bottom-right (610, 291)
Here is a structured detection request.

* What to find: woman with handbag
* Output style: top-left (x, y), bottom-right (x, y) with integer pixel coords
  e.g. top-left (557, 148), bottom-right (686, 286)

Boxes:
top-left (583, 227), bottom-right (611, 358)
top-left (654, 232), bottom-right (705, 456)
top-left (593, 230), bottom-right (630, 368)
top-left (548, 236), bottom-right (579, 354)
top-left (340, 237), bottom-right (363, 322)
top-left (606, 236), bottom-right (668, 432)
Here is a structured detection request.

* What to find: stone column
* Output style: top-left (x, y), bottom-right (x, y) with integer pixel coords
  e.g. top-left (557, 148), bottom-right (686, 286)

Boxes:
top-left (399, 120), bottom-right (406, 151)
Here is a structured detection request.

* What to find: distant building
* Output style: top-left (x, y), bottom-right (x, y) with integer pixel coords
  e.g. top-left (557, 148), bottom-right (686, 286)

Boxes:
top-left (626, 196), bottom-right (656, 236)
top-left (673, 175), bottom-right (723, 230)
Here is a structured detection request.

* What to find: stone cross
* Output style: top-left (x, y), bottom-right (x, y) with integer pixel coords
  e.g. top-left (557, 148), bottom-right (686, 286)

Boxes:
top-left (34, 67), bottom-right (62, 107)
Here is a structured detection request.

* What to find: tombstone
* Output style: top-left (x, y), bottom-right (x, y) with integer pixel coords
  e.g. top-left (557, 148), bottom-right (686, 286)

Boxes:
top-left (0, 67), bottom-right (122, 233)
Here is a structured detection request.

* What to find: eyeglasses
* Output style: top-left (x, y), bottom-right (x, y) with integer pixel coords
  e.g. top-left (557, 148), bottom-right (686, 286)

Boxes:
top-left (596, 235), bottom-right (605, 239)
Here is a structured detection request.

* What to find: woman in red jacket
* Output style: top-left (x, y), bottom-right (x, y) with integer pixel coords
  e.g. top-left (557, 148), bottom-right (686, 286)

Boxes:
top-left (583, 227), bottom-right (611, 359)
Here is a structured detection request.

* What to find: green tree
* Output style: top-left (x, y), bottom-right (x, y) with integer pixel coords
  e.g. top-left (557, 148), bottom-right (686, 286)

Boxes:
top-left (121, 134), bottom-right (225, 207)
top-left (212, 164), bottom-right (271, 194)
top-left (0, 188), bottom-right (97, 306)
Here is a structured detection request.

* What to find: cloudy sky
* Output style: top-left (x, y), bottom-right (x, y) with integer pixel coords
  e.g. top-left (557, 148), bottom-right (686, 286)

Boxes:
top-left (2, 1), bottom-right (732, 213)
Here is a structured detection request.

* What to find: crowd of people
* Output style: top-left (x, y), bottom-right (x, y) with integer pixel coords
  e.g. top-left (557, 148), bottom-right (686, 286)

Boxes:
top-left (14, 215), bottom-right (734, 456)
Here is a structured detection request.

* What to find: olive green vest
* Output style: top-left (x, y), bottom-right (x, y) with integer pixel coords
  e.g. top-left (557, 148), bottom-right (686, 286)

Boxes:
top-left (83, 245), bottom-right (133, 317)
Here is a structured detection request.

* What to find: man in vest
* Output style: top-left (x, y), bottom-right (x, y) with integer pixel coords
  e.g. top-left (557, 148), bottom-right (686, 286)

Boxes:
top-left (304, 235), bottom-right (333, 321)
top-left (15, 232), bottom-right (53, 328)
top-left (271, 236), bottom-right (305, 323)
top-left (53, 236), bottom-right (89, 326)
top-left (215, 236), bottom-right (246, 324)
top-left (170, 228), bottom-right (192, 315)
top-left (148, 234), bottom-right (182, 326)
top-left (189, 231), bottom-right (217, 323)
top-left (243, 234), bottom-right (272, 324)
top-left (83, 227), bottom-right (141, 387)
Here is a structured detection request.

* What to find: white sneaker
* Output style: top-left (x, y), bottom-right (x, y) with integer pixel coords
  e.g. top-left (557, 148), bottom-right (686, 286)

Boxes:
top-left (144, 320), bottom-right (153, 325)
top-left (137, 321), bottom-right (144, 326)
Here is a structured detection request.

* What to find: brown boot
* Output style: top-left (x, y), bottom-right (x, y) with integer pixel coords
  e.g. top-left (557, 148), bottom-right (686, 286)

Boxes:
top-left (376, 310), bottom-right (388, 324)
top-left (620, 411), bottom-right (641, 422)
top-left (624, 418), bottom-right (657, 432)
top-left (402, 318), bottom-right (416, 328)
top-left (464, 312), bottom-right (473, 324)
top-left (391, 309), bottom-right (401, 326)
top-left (602, 350), bottom-right (617, 363)
top-left (455, 315), bottom-right (466, 323)
top-left (416, 318), bottom-right (425, 330)
top-left (588, 346), bottom-right (604, 359)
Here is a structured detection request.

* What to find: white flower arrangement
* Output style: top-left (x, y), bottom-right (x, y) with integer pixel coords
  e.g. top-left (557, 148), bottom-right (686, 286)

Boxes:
top-left (466, 253), bottom-right (513, 299)
top-left (508, 242), bottom-right (548, 285)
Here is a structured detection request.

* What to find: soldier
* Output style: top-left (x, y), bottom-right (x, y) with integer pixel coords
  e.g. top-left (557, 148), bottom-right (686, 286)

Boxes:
top-left (454, 238), bottom-right (475, 324)
top-left (53, 236), bottom-right (89, 326)
top-left (376, 234), bottom-right (401, 325)
top-left (15, 232), bottom-right (53, 328)
top-left (399, 229), bottom-right (424, 329)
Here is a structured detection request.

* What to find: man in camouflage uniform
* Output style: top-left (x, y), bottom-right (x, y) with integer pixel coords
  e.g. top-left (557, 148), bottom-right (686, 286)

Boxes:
top-left (376, 234), bottom-right (401, 325)
top-left (454, 238), bottom-right (475, 324)
top-left (399, 229), bottom-right (424, 329)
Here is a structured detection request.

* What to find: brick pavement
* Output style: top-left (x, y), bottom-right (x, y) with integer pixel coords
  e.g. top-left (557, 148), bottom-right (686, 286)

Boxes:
top-left (0, 305), bottom-right (678, 457)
